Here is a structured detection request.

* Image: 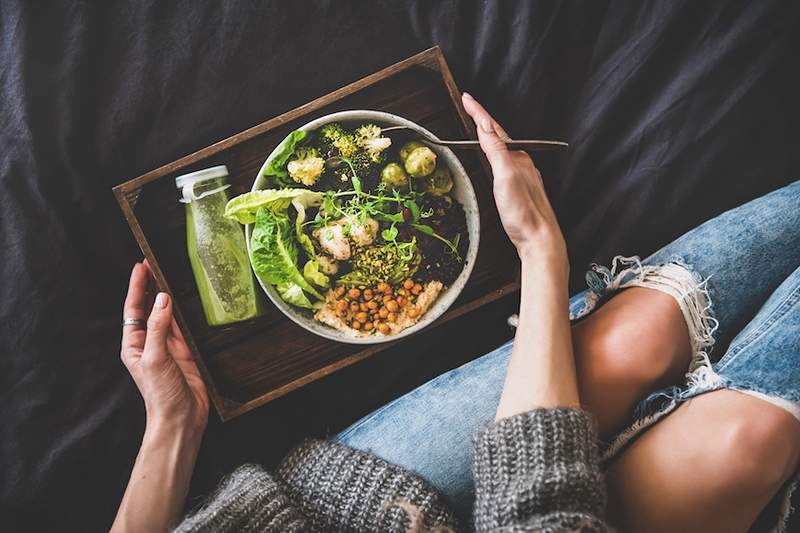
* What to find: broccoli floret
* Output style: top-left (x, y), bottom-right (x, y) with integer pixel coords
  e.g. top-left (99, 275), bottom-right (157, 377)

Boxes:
top-left (318, 123), bottom-right (357, 159)
top-left (355, 124), bottom-right (392, 162)
top-left (287, 147), bottom-right (325, 186)
top-left (319, 123), bottom-right (346, 144)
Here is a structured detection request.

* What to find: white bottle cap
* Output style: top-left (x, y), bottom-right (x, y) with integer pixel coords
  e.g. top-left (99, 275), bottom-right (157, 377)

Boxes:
top-left (175, 165), bottom-right (231, 203)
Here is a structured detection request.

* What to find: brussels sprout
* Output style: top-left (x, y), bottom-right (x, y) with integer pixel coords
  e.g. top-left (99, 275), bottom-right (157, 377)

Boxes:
top-left (399, 141), bottom-right (425, 161)
top-left (380, 162), bottom-right (409, 191)
top-left (424, 166), bottom-right (453, 195)
top-left (404, 146), bottom-right (437, 178)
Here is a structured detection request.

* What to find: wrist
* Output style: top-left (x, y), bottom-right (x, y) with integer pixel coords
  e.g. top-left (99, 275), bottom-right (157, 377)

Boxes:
top-left (519, 246), bottom-right (569, 280)
top-left (145, 413), bottom-right (205, 449)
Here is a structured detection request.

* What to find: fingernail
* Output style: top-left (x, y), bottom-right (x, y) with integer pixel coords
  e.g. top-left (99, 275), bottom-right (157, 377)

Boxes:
top-left (155, 292), bottom-right (168, 309)
top-left (481, 118), bottom-right (494, 134)
top-left (462, 92), bottom-right (473, 100)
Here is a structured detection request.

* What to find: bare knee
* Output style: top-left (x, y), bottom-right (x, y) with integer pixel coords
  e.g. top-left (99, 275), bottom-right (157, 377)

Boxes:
top-left (574, 290), bottom-right (690, 393)
top-left (717, 401), bottom-right (800, 493)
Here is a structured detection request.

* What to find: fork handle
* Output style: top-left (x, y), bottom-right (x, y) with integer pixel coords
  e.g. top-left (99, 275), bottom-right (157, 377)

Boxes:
top-left (433, 140), bottom-right (569, 151)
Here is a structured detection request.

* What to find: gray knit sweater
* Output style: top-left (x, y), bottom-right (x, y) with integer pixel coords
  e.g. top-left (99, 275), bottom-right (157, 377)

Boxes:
top-left (175, 408), bottom-right (609, 532)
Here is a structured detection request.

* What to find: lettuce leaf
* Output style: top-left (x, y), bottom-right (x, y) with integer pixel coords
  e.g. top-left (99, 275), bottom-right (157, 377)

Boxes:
top-left (264, 130), bottom-right (308, 186)
top-left (303, 260), bottom-right (329, 289)
top-left (249, 207), bottom-right (323, 306)
top-left (291, 197), bottom-right (318, 259)
top-left (225, 188), bottom-right (323, 225)
top-left (276, 282), bottom-right (314, 309)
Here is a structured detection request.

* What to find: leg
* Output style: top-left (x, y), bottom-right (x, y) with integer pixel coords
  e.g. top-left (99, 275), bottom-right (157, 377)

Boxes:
top-left (608, 264), bottom-right (800, 532)
top-left (575, 179), bottom-right (800, 438)
top-left (337, 181), bottom-right (800, 522)
top-left (572, 287), bottom-right (691, 439)
top-left (335, 340), bottom-right (511, 520)
top-left (606, 390), bottom-right (800, 533)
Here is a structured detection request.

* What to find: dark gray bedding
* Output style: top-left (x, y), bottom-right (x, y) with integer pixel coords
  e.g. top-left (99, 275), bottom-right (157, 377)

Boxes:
top-left (2, 1), bottom-right (798, 531)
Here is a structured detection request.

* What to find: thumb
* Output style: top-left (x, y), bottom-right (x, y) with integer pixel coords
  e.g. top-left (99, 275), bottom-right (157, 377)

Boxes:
top-left (143, 292), bottom-right (172, 363)
top-left (462, 93), bottom-right (511, 165)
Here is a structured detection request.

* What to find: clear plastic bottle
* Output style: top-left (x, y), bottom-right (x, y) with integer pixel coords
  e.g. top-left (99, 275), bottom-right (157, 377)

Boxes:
top-left (175, 166), bottom-right (262, 326)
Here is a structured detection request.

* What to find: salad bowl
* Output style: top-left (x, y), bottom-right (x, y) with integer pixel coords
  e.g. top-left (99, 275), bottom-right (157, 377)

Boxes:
top-left (245, 110), bottom-right (480, 344)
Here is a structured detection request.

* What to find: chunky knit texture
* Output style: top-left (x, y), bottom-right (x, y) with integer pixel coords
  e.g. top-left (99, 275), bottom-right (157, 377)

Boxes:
top-left (175, 408), bottom-right (609, 532)
top-left (473, 408), bottom-right (609, 532)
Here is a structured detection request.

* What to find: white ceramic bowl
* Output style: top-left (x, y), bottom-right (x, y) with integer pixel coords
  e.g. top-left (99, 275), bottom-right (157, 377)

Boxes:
top-left (246, 110), bottom-right (480, 344)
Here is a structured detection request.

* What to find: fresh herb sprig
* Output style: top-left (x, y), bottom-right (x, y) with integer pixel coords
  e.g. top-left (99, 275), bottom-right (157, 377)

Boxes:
top-left (307, 150), bottom-right (461, 260)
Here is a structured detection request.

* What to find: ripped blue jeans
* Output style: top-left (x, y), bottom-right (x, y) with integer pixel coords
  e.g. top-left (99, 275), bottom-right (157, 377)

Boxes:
top-left (335, 179), bottom-right (800, 528)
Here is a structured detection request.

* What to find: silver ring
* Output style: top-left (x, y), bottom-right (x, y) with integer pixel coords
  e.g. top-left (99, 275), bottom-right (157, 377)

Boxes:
top-left (122, 317), bottom-right (146, 329)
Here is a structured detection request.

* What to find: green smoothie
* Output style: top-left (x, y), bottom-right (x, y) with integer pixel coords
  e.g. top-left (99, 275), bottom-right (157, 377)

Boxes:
top-left (177, 167), bottom-right (262, 326)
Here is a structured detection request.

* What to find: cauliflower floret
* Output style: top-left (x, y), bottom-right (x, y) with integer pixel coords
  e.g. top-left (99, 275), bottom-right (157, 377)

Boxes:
top-left (355, 124), bottom-right (392, 163)
top-left (313, 223), bottom-right (351, 261)
top-left (287, 147), bottom-right (325, 186)
top-left (346, 216), bottom-right (379, 247)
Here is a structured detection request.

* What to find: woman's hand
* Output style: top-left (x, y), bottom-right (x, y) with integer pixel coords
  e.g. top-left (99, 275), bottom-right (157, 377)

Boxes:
top-left (462, 93), bottom-right (568, 274)
top-left (462, 93), bottom-right (579, 418)
top-left (112, 262), bottom-right (209, 532)
top-left (121, 261), bottom-right (209, 433)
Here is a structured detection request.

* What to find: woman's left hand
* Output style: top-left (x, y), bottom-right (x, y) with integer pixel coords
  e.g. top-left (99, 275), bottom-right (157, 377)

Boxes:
top-left (113, 262), bottom-right (209, 532)
top-left (121, 262), bottom-right (209, 434)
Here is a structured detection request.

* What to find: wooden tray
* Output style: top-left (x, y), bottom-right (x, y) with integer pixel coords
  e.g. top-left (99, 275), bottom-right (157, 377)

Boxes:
top-left (113, 47), bottom-right (519, 421)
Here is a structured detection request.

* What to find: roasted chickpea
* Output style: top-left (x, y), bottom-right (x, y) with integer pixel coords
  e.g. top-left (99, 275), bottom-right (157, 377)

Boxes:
top-left (350, 301), bottom-right (360, 312)
top-left (385, 300), bottom-right (399, 312)
top-left (363, 322), bottom-right (374, 331)
top-left (379, 308), bottom-right (389, 319)
top-left (407, 306), bottom-right (420, 319)
top-left (335, 286), bottom-right (346, 297)
top-left (396, 296), bottom-right (406, 307)
top-left (387, 312), bottom-right (397, 323)
top-left (376, 282), bottom-right (389, 293)
top-left (352, 320), bottom-right (362, 330)
top-left (383, 284), bottom-right (392, 295)
top-left (367, 300), bottom-right (378, 310)
top-left (403, 279), bottom-right (414, 290)
top-left (412, 283), bottom-right (423, 295)
top-left (363, 288), bottom-right (373, 300)
top-left (378, 323), bottom-right (391, 334)
top-left (356, 311), bottom-right (368, 323)
top-left (348, 288), bottom-right (361, 299)
top-left (359, 303), bottom-right (368, 312)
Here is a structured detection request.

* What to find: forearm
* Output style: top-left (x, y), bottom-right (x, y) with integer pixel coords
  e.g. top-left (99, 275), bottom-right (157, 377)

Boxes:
top-left (111, 420), bottom-right (202, 533)
top-left (496, 250), bottom-right (579, 420)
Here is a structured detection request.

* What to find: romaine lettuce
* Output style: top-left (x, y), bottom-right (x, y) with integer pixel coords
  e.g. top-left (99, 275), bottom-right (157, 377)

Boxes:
top-left (224, 188), bottom-right (323, 225)
top-left (264, 130), bottom-right (308, 186)
top-left (249, 207), bottom-right (323, 307)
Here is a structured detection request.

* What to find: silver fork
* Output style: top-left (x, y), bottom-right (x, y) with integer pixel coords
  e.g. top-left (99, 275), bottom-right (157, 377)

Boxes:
top-left (381, 125), bottom-right (569, 151)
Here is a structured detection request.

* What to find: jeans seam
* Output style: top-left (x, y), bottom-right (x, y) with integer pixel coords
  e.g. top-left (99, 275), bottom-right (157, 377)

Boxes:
top-left (716, 283), bottom-right (800, 372)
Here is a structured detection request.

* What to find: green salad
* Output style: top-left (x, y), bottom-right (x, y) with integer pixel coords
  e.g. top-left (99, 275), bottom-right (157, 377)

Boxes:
top-left (224, 121), bottom-right (469, 336)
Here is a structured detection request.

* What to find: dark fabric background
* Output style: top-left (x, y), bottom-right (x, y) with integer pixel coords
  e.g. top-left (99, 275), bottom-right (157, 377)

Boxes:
top-left (2, 1), bottom-right (798, 531)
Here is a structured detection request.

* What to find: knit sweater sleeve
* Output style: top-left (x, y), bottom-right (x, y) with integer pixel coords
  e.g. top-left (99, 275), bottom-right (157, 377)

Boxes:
top-left (174, 440), bottom-right (458, 533)
top-left (173, 464), bottom-right (308, 532)
top-left (472, 408), bottom-right (611, 532)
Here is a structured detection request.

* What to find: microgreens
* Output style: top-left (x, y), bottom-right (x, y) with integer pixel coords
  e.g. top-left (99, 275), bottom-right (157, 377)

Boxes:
top-left (307, 159), bottom-right (461, 261)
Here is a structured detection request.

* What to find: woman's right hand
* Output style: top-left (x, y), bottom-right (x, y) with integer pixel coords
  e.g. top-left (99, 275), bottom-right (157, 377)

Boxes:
top-left (462, 93), bottom-right (567, 273)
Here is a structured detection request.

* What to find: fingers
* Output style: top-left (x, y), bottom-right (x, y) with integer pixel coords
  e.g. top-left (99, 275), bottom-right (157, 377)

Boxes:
top-left (123, 263), bottom-right (149, 321)
top-left (143, 292), bottom-right (172, 365)
top-left (462, 93), bottom-right (511, 165)
top-left (121, 263), bottom-right (149, 365)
